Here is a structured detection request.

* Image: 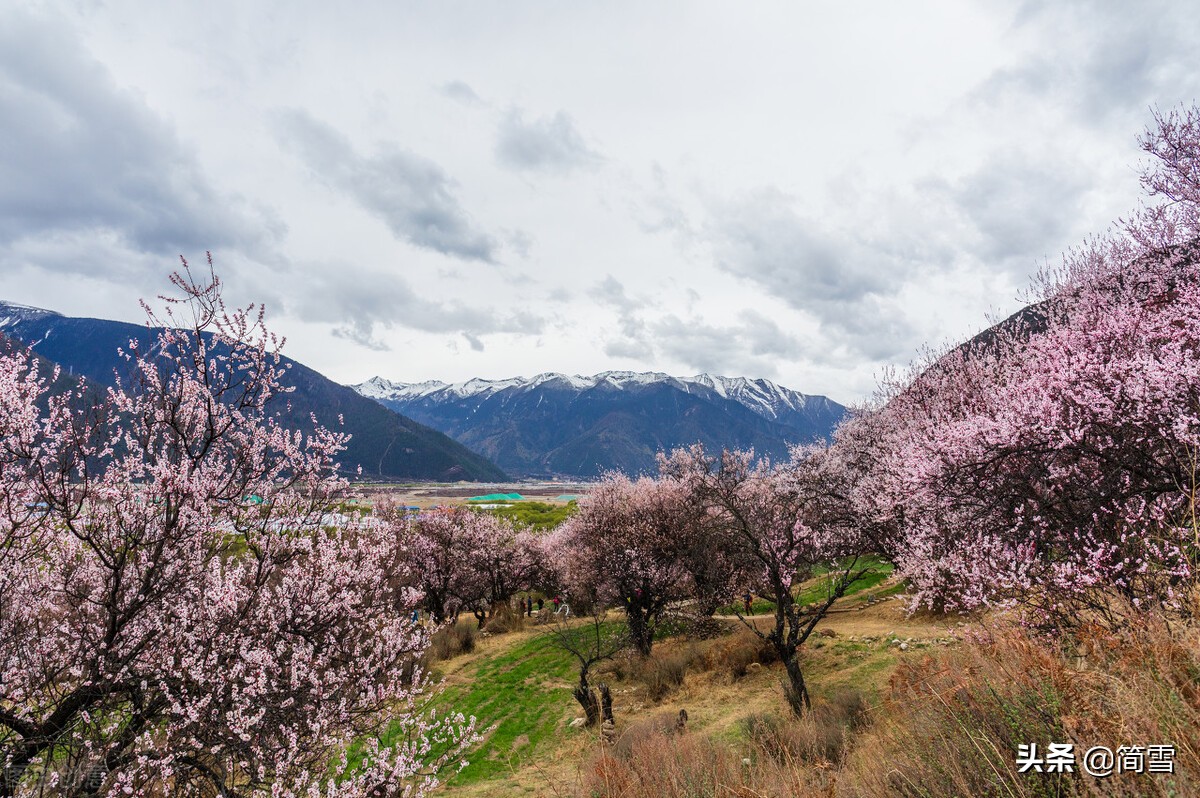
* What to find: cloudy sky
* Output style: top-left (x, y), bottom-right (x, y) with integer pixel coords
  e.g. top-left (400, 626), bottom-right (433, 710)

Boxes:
top-left (2, 1), bottom-right (1197, 403)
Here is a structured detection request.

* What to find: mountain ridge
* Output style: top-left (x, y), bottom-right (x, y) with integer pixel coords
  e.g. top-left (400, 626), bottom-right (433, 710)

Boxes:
top-left (352, 371), bottom-right (847, 478)
top-left (356, 371), bottom-right (840, 418)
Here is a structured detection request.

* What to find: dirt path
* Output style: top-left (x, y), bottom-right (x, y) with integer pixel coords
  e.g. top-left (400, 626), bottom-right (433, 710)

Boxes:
top-left (716, 598), bottom-right (966, 643)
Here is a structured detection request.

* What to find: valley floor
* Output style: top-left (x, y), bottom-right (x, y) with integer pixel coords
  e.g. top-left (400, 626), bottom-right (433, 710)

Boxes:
top-left (421, 584), bottom-right (1200, 798)
top-left (429, 580), bottom-right (961, 797)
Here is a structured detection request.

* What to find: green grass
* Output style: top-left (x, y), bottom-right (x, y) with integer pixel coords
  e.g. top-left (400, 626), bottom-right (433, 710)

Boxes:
top-left (717, 596), bottom-right (780, 616)
top-left (478, 501), bottom-right (577, 531)
top-left (422, 632), bottom-right (580, 788)
top-left (719, 557), bottom-right (897, 615)
top-left (796, 560), bottom-right (894, 606)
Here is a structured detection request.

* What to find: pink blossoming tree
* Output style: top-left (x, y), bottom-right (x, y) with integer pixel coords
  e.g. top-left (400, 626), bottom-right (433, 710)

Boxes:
top-left (661, 445), bottom-right (878, 715)
top-left (553, 473), bottom-right (700, 656)
top-left (0, 261), bottom-right (474, 797)
top-left (391, 507), bottom-right (542, 628)
top-left (848, 104), bottom-right (1200, 628)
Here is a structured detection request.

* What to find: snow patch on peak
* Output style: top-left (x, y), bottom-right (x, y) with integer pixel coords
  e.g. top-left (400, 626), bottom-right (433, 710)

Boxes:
top-left (350, 377), bottom-right (447, 400)
top-left (0, 300), bottom-right (60, 330)
top-left (591, 370), bottom-right (679, 390)
top-left (450, 377), bottom-right (527, 397)
top-left (351, 370), bottom-right (827, 419)
top-left (688, 374), bottom-right (814, 418)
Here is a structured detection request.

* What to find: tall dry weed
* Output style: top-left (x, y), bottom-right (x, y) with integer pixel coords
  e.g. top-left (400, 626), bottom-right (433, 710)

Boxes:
top-left (582, 729), bottom-right (836, 798)
top-left (841, 616), bottom-right (1200, 798)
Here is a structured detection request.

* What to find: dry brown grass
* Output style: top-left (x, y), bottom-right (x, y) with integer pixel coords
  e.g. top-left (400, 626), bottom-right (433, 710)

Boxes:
top-left (840, 614), bottom-right (1200, 798)
top-left (696, 630), bottom-right (780, 682)
top-left (437, 593), bottom-right (1200, 798)
top-left (484, 602), bottom-right (527, 634)
top-left (580, 727), bottom-right (837, 798)
top-left (742, 688), bottom-right (870, 767)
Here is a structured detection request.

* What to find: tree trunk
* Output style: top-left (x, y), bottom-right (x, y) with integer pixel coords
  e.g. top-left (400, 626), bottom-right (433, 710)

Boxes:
top-left (626, 608), bottom-right (654, 656)
top-left (599, 683), bottom-right (614, 723)
top-left (782, 653), bottom-right (811, 717)
top-left (573, 669), bottom-right (600, 726)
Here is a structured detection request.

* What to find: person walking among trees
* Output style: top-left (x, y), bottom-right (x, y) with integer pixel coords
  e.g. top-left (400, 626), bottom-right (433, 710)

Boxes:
top-left (743, 591), bottom-right (753, 615)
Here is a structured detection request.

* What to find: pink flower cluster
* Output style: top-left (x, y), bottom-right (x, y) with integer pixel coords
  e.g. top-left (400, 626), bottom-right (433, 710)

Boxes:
top-left (386, 505), bottom-right (543, 626)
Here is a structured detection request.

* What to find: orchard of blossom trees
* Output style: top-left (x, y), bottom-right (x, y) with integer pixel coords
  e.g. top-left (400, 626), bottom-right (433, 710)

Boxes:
top-left (546, 102), bottom-right (1200, 711)
top-left (553, 446), bottom-right (884, 716)
top-left (388, 505), bottom-right (541, 627)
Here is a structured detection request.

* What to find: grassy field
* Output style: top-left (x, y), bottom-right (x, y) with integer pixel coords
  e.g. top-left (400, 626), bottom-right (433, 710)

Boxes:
top-left (480, 500), bottom-right (578, 530)
top-left (717, 556), bottom-right (899, 616)
top-left (434, 630), bottom-right (580, 791)
top-left (417, 572), bottom-right (961, 796)
top-left (399, 574), bottom-right (1200, 798)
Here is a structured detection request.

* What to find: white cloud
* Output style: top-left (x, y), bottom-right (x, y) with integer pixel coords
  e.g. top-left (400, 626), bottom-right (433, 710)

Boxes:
top-left (2, 0), bottom-right (1197, 402)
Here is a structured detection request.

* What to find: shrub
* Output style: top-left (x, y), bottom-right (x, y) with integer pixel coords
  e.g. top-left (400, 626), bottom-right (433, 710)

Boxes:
top-left (741, 689), bottom-right (869, 767)
top-left (701, 629), bottom-right (778, 681)
top-left (612, 711), bottom-right (689, 761)
top-left (583, 724), bottom-right (832, 797)
top-left (634, 649), bottom-right (691, 701)
top-left (428, 619), bottom-right (477, 662)
top-left (842, 615), bottom-right (1200, 798)
top-left (483, 602), bottom-right (525, 634)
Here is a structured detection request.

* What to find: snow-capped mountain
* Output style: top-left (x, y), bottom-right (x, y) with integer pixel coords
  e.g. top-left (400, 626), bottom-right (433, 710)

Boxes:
top-left (356, 371), bottom-right (682, 400)
top-left (0, 301), bottom-right (60, 331)
top-left (351, 371), bottom-right (846, 478)
top-left (356, 372), bottom-right (836, 419)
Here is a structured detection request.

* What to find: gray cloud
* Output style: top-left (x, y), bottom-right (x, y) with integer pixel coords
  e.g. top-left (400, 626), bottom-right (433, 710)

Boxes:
top-left (289, 261), bottom-right (545, 350)
top-left (495, 108), bottom-right (601, 173)
top-left (275, 108), bottom-right (497, 262)
top-left (594, 286), bottom-right (812, 377)
top-left (593, 275), bottom-right (654, 358)
top-left (440, 80), bottom-right (484, 106)
top-left (647, 311), bottom-right (807, 379)
top-left (603, 336), bottom-right (654, 360)
top-left (978, 2), bottom-right (1200, 126)
top-left (704, 190), bottom-right (920, 360)
top-left (504, 228), bottom-right (534, 259)
top-left (710, 191), bottom-right (897, 304)
top-left (593, 275), bottom-right (645, 313)
top-left (0, 10), bottom-right (278, 277)
top-left (331, 324), bottom-right (390, 351)
top-left (738, 310), bottom-right (807, 358)
top-left (634, 163), bottom-right (695, 235)
top-left (922, 151), bottom-right (1091, 265)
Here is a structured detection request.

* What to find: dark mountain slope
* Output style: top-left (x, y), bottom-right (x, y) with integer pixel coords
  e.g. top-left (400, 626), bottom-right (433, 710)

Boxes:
top-left (0, 303), bottom-right (507, 482)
